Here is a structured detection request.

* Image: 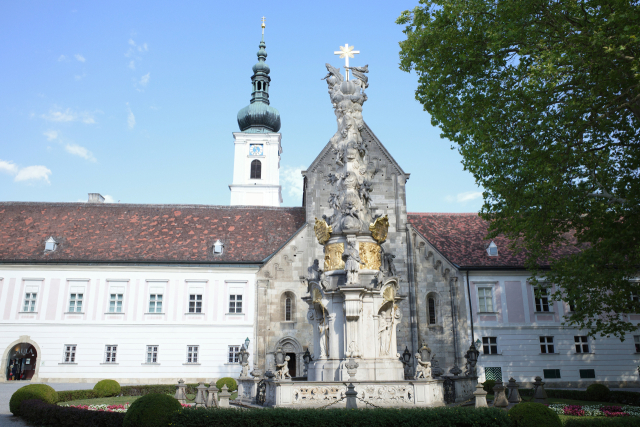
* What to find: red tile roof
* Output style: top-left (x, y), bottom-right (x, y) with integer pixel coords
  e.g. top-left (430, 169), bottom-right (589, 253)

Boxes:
top-left (0, 203), bottom-right (305, 264)
top-left (408, 213), bottom-right (581, 269)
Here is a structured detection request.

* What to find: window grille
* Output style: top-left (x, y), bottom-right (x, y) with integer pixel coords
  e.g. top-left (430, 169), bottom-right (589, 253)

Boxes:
top-left (580, 369), bottom-right (596, 379)
top-left (484, 367), bottom-right (502, 381)
top-left (64, 345), bottom-right (76, 363)
top-left (189, 294), bottom-right (202, 313)
top-left (228, 345), bottom-right (240, 363)
top-left (250, 160), bottom-right (261, 179)
top-left (478, 288), bottom-right (494, 312)
top-left (149, 294), bottom-right (162, 313)
top-left (146, 345), bottom-right (158, 363)
top-left (69, 293), bottom-right (83, 312)
top-left (109, 294), bottom-right (123, 313)
top-left (104, 345), bottom-right (117, 363)
top-left (543, 369), bottom-right (561, 379)
top-left (482, 337), bottom-right (498, 354)
top-left (534, 287), bottom-right (550, 312)
top-left (428, 297), bottom-right (436, 324)
top-left (574, 336), bottom-right (589, 353)
top-left (23, 292), bottom-right (37, 312)
top-left (285, 297), bottom-right (292, 321)
top-left (540, 336), bottom-right (554, 353)
top-left (229, 295), bottom-right (242, 313)
top-left (187, 346), bottom-right (199, 363)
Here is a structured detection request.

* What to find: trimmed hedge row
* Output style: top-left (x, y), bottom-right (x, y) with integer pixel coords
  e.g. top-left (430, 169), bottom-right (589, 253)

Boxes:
top-left (169, 407), bottom-right (512, 427)
top-left (57, 384), bottom-right (201, 402)
top-left (19, 399), bottom-right (124, 427)
top-left (564, 418), bottom-right (640, 427)
top-left (10, 384), bottom-right (58, 416)
top-left (517, 388), bottom-right (640, 406)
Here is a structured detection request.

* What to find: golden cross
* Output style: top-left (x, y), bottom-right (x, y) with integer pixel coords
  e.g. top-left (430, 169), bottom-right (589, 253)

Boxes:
top-left (334, 44), bottom-right (360, 81)
top-left (261, 17), bottom-right (266, 35)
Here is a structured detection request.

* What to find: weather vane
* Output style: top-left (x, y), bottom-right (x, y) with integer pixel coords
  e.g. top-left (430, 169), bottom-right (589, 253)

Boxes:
top-left (334, 44), bottom-right (360, 81)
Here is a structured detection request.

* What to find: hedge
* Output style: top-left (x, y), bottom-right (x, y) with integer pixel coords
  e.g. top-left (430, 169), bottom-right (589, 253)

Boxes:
top-left (10, 384), bottom-right (58, 416)
top-left (19, 399), bottom-right (124, 427)
top-left (215, 377), bottom-right (238, 393)
top-left (508, 402), bottom-right (561, 427)
top-left (170, 407), bottom-right (512, 427)
top-left (123, 393), bottom-right (182, 427)
top-left (57, 384), bottom-right (201, 403)
top-left (515, 389), bottom-right (640, 406)
top-left (94, 379), bottom-right (121, 398)
top-left (564, 418), bottom-right (640, 427)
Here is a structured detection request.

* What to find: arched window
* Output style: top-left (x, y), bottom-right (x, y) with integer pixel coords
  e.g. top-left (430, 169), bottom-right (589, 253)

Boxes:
top-left (428, 296), bottom-right (436, 325)
top-left (250, 160), bottom-right (261, 179)
top-left (285, 297), bottom-right (292, 321)
top-left (257, 81), bottom-right (262, 90)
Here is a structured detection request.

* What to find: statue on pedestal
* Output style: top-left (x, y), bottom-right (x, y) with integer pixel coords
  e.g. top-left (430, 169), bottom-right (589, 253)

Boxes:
top-left (318, 322), bottom-right (330, 358)
top-left (414, 341), bottom-right (432, 380)
top-left (276, 356), bottom-right (292, 380)
top-left (342, 236), bottom-right (363, 285)
top-left (307, 259), bottom-right (323, 282)
top-left (378, 317), bottom-right (391, 355)
top-left (239, 344), bottom-right (250, 378)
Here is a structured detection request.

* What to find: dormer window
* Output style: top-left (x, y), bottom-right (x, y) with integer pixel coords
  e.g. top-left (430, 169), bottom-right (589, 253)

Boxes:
top-left (44, 237), bottom-right (57, 252)
top-left (486, 241), bottom-right (498, 256)
top-left (213, 240), bottom-right (224, 255)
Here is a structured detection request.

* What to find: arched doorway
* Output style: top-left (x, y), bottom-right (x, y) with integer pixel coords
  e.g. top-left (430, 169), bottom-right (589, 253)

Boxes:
top-left (275, 337), bottom-right (302, 378)
top-left (6, 343), bottom-right (37, 381)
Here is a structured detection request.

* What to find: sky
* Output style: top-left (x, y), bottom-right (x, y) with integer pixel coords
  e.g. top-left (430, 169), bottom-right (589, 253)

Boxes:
top-left (0, 0), bottom-right (484, 213)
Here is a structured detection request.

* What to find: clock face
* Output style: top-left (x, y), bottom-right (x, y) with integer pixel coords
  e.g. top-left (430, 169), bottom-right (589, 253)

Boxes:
top-left (250, 144), bottom-right (263, 156)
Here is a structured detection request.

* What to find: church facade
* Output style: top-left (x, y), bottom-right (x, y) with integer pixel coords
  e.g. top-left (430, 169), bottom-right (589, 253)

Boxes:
top-left (1, 29), bottom-right (638, 387)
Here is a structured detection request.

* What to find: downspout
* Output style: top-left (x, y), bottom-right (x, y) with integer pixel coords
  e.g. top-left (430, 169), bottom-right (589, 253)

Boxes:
top-left (467, 270), bottom-right (475, 344)
top-left (449, 276), bottom-right (460, 371)
top-left (406, 227), bottom-right (419, 370)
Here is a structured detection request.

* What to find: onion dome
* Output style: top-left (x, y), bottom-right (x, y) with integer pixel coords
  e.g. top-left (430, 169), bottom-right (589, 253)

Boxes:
top-left (237, 30), bottom-right (281, 133)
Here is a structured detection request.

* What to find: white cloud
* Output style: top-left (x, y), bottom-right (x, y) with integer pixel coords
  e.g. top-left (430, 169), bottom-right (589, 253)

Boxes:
top-left (139, 72), bottom-right (150, 86)
top-left (280, 166), bottom-right (304, 201)
top-left (128, 60), bottom-right (135, 70)
top-left (126, 103), bottom-right (136, 129)
top-left (65, 144), bottom-right (96, 162)
top-left (446, 191), bottom-right (483, 203)
top-left (0, 159), bottom-right (19, 175)
top-left (41, 107), bottom-right (95, 124)
top-left (126, 39), bottom-right (148, 71)
top-left (14, 165), bottom-right (52, 184)
top-left (57, 54), bottom-right (67, 61)
top-left (43, 130), bottom-right (58, 141)
top-left (74, 54), bottom-right (85, 62)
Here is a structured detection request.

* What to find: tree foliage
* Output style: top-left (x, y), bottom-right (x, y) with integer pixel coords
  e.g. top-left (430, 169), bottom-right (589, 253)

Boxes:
top-left (398, 0), bottom-right (640, 338)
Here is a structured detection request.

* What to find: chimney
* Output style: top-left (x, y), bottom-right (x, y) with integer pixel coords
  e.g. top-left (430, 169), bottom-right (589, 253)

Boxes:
top-left (88, 193), bottom-right (105, 203)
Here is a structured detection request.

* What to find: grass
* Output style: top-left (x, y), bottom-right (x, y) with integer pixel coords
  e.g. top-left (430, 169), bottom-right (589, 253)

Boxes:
top-left (59, 391), bottom-right (238, 407)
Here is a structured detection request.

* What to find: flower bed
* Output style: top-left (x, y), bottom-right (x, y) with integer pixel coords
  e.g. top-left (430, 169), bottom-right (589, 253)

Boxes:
top-left (549, 404), bottom-right (640, 417)
top-left (63, 402), bottom-right (192, 413)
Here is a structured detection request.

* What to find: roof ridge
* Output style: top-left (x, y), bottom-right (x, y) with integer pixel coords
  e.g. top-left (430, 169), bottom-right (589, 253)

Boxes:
top-left (0, 201), bottom-right (304, 211)
top-left (408, 212), bottom-right (480, 216)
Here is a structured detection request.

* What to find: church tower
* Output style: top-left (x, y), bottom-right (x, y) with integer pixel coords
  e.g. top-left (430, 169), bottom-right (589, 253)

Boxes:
top-left (229, 19), bottom-right (283, 207)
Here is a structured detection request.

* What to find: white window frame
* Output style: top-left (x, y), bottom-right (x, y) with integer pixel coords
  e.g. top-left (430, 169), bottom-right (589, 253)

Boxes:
top-left (228, 345), bottom-right (240, 363)
top-left (148, 294), bottom-right (163, 313)
top-left (540, 336), bottom-right (555, 354)
top-left (109, 293), bottom-right (123, 313)
top-left (186, 345), bottom-right (199, 363)
top-left (477, 287), bottom-right (495, 313)
top-left (68, 293), bottom-right (84, 313)
top-left (482, 337), bottom-right (498, 355)
top-left (104, 345), bottom-right (117, 363)
top-left (189, 294), bottom-right (202, 313)
top-left (533, 286), bottom-right (551, 312)
top-left (23, 292), bottom-right (37, 312)
top-left (486, 241), bottom-right (498, 256)
top-left (63, 344), bottom-right (77, 363)
top-left (574, 336), bottom-right (589, 353)
top-left (634, 335), bottom-right (640, 353)
top-left (229, 294), bottom-right (243, 313)
top-left (146, 345), bottom-right (158, 363)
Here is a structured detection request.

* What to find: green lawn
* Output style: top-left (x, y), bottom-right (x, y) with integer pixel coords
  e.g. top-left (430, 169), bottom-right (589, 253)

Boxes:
top-left (59, 391), bottom-right (238, 407)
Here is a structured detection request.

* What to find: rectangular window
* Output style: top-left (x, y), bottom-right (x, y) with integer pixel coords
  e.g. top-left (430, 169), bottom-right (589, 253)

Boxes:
top-left (569, 301), bottom-right (576, 312)
top-left (63, 345), bottom-right (76, 363)
top-left (574, 336), bottom-right (589, 353)
top-left (428, 297), bottom-right (436, 324)
top-left (484, 367), bottom-right (502, 381)
top-left (104, 345), bottom-right (117, 363)
top-left (23, 292), bottom-right (37, 312)
top-left (634, 336), bottom-right (640, 353)
top-left (228, 345), bottom-right (240, 363)
top-left (109, 294), bottom-right (123, 313)
top-left (580, 369), bottom-right (596, 379)
top-left (540, 336), bottom-right (554, 354)
top-left (146, 345), bottom-right (158, 363)
top-left (68, 293), bottom-right (83, 312)
top-left (543, 369), bottom-right (561, 379)
top-left (534, 287), bottom-right (550, 312)
top-left (187, 346), bottom-right (199, 363)
top-left (229, 295), bottom-right (243, 313)
top-left (478, 287), bottom-right (494, 312)
top-left (148, 294), bottom-right (162, 313)
top-left (189, 294), bottom-right (202, 313)
top-left (482, 337), bottom-right (498, 355)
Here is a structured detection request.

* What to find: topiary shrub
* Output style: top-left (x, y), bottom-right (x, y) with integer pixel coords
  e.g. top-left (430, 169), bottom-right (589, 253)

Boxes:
top-left (482, 379), bottom-right (496, 394)
top-left (509, 402), bottom-right (561, 427)
top-left (93, 379), bottom-right (121, 398)
top-left (216, 377), bottom-right (238, 392)
top-left (586, 383), bottom-right (610, 401)
top-left (123, 393), bottom-right (182, 427)
top-left (9, 384), bottom-right (58, 416)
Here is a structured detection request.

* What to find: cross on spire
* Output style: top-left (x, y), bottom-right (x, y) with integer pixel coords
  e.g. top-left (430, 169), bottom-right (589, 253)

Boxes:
top-left (334, 44), bottom-right (360, 81)
top-left (261, 17), bottom-right (266, 35)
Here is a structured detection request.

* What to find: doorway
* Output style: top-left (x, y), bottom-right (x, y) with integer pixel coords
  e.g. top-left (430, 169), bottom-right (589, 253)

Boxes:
top-left (6, 343), bottom-right (37, 381)
top-left (286, 352), bottom-right (296, 377)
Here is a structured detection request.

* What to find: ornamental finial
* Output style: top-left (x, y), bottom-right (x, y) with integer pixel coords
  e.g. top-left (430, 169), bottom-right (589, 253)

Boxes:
top-left (261, 17), bottom-right (266, 35)
top-left (333, 44), bottom-right (360, 81)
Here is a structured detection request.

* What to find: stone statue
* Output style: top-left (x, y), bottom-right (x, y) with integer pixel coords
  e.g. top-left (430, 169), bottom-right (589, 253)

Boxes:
top-left (342, 236), bottom-right (362, 285)
top-left (307, 259), bottom-right (323, 282)
top-left (378, 317), bottom-right (391, 356)
top-left (382, 251), bottom-right (397, 277)
top-left (275, 356), bottom-right (292, 380)
top-left (318, 322), bottom-right (330, 358)
top-left (414, 341), bottom-right (432, 380)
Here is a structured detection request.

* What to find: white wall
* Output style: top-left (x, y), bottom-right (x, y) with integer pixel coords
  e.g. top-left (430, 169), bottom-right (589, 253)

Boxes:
top-left (0, 264), bottom-right (258, 383)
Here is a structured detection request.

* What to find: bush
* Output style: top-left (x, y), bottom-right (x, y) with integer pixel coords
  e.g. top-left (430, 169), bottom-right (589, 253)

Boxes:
top-left (94, 379), bottom-right (121, 398)
top-left (482, 379), bottom-right (496, 394)
top-left (509, 402), bottom-right (561, 427)
top-left (57, 384), bottom-right (201, 403)
top-left (564, 418), bottom-right (640, 427)
top-left (9, 384), bottom-right (58, 416)
top-left (587, 384), bottom-right (611, 402)
top-left (216, 377), bottom-right (238, 392)
top-left (20, 399), bottom-right (124, 427)
top-left (123, 393), bottom-right (182, 427)
top-left (57, 389), bottom-right (99, 402)
top-left (170, 407), bottom-right (512, 427)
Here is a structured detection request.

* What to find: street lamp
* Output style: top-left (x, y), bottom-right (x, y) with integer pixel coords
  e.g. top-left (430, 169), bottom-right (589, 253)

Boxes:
top-left (245, 337), bottom-right (250, 350)
top-left (402, 346), bottom-right (412, 365)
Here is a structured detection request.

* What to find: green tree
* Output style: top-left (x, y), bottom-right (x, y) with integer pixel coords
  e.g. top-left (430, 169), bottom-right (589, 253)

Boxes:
top-left (398, 0), bottom-right (640, 338)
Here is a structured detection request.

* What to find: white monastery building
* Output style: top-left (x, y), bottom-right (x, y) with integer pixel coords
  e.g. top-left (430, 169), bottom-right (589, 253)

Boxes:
top-left (1, 25), bottom-right (638, 388)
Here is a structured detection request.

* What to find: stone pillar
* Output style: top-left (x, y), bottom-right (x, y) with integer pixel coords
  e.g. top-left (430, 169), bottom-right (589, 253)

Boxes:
top-left (532, 376), bottom-right (548, 404)
top-left (345, 383), bottom-right (358, 409)
top-left (507, 377), bottom-right (522, 409)
top-left (219, 384), bottom-right (231, 408)
top-left (194, 382), bottom-right (207, 408)
top-left (473, 383), bottom-right (488, 408)
top-left (206, 384), bottom-right (219, 408)
top-left (492, 379), bottom-right (509, 409)
top-left (174, 379), bottom-right (186, 404)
